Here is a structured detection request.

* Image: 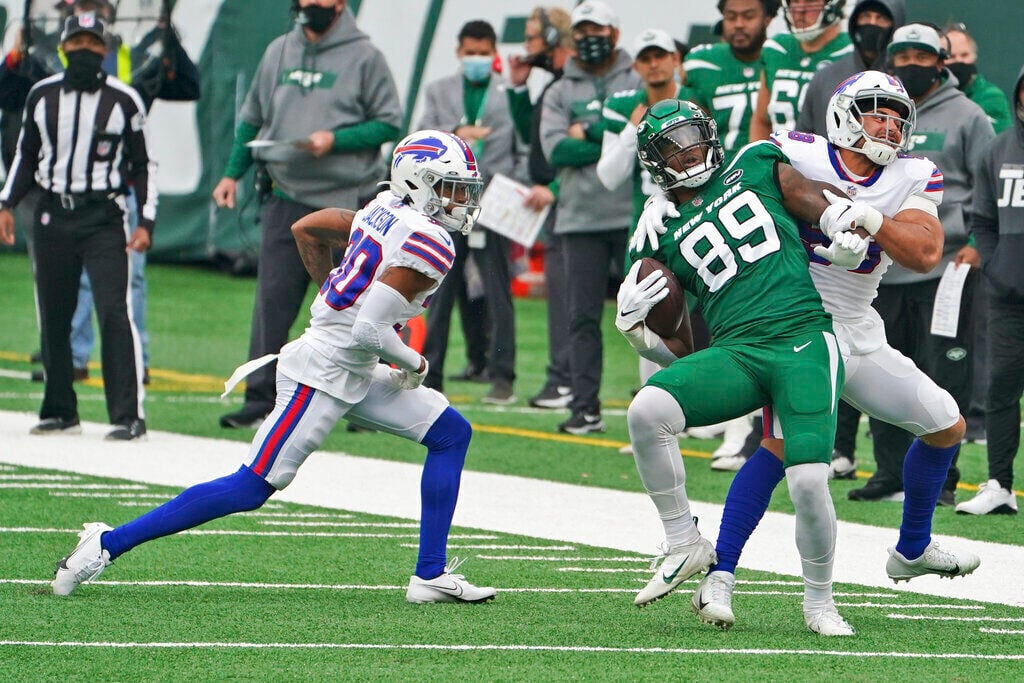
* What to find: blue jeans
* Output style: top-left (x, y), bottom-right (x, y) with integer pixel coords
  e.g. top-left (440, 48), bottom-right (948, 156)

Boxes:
top-left (70, 191), bottom-right (148, 369)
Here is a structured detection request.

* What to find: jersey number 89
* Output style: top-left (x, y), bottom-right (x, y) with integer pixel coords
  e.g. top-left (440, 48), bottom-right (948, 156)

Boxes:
top-left (678, 190), bottom-right (781, 292)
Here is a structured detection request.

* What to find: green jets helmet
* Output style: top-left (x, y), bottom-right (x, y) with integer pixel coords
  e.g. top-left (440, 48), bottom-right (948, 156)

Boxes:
top-left (636, 99), bottom-right (724, 191)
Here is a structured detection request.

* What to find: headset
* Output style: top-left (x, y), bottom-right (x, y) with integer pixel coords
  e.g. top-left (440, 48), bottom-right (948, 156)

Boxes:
top-left (536, 8), bottom-right (561, 50)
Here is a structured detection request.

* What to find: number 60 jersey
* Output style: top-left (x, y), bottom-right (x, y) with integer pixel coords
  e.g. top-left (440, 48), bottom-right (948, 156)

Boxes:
top-left (771, 130), bottom-right (943, 323)
top-left (277, 191), bottom-right (456, 403)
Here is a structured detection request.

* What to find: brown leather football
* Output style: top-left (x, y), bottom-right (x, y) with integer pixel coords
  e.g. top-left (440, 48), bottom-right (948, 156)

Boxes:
top-left (636, 257), bottom-right (686, 339)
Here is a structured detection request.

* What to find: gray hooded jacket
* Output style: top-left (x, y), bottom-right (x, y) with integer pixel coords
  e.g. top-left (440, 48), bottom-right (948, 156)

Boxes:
top-left (241, 8), bottom-right (402, 208)
top-left (972, 66), bottom-right (1024, 303)
top-left (540, 49), bottom-right (641, 233)
top-left (796, 0), bottom-right (905, 135)
top-left (882, 72), bottom-right (996, 285)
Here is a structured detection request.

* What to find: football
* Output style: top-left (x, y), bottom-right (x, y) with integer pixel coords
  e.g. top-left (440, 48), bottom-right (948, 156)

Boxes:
top-left (636, 257), bottom-right (686, 338)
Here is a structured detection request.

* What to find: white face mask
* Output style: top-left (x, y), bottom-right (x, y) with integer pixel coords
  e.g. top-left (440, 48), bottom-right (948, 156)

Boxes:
top-left (461, 55), bottom-right (493, 82)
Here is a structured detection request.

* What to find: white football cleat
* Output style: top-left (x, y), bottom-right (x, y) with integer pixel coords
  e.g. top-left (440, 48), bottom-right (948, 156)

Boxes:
top-left (634, 537), bottom-right (717, 607)
top-left (710, 455), bottom-right (747, 472)
top-left (406, 557), bottom-right (496, 604)
top-left (885, 541), bottom-right (981, 583)
top-left (828, 453), bottom-right (857, 480)
top-left (955, 479), bottom-right (1018, 515)
top-left (52, 522), bottom-right (112, 596)
top-left (691, 570), bottom-right (736, 630)
top-left (804, 604), bottom-right (855, 636)
top-left (682, 423), bottom-right (726, 440)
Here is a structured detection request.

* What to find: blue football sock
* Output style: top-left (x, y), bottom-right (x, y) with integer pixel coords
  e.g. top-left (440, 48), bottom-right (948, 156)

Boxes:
top-left (102, 466), bottom-right (275, 561)
top-left (896, 439), bottom-right (958, 560)
top-left (415, 407), bottom-right (470, 580)
top-left (712, 447), bottom-right (785, 574)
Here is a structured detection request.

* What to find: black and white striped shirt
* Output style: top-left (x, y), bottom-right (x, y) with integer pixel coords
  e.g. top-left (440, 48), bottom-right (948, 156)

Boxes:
top-left (0, 73), bottom-right (157, 231)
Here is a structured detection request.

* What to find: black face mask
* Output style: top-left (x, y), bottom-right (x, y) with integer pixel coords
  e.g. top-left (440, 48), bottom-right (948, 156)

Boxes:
top-left (63, 49), bottom-right (105, 92)
top-left (296, 4), bottom-right (339, 34)
top-left (575, 35), bottom-right (613, 66)
top-left (852, 24), bottom-right (891, 62)
top-left (947, 62), bottom-right (977, 90)
top-left (524, 50), bottom-right (555, 73)
top-left (894, 64), bottom-right (940, 98)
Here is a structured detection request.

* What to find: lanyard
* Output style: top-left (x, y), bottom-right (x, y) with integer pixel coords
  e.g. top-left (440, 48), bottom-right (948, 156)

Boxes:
top-left (460, 82), bottom-right (490, 159)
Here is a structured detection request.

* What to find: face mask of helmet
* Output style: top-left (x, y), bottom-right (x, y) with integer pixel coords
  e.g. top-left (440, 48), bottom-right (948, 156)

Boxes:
top-left (893, 64), bottom-right (939, 98)
top-left (461, 55), bottom-right (492, 83)
top-left (946, 62), bottom-right (977, 90)
top-left (852, 24), bottom-right (890, 60)
top-left (830, 91), bottom-right (915, 166)
top-left (575, 34), bottom-right (613, 65)
top-left (63, 49), bottom-right (105, 91)
top-left (640, 120), bottom-right (724, 189)
top-left (433, 176), bottom-right (484, 234)
top-left (296, 3), bottom-right (339, 34)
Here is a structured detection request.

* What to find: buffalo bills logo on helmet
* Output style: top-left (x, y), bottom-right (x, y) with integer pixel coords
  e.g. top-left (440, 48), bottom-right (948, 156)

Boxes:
top-left (449, 135), bottom-right (479, 175)
top-left (393, 135), bottom-right (450, 168)
top-left (833, 73), bottom-right (861, 96)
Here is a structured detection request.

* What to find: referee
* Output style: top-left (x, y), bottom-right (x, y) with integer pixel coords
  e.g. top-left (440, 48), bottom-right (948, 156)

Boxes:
top-left (0, 12), bottom-right (156, 441)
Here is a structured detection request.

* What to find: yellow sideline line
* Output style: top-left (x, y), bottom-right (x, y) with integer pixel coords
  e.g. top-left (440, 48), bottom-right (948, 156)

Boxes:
top-left (472, 424), bottom-right (710, 460)
top-left (2, 348), bottom-right (1021, 497)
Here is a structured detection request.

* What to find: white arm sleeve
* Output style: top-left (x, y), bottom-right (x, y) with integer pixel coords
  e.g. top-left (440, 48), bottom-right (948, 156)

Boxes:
top-left (596, 124), bottom-right (638, 191)
top-left (896, 193), bottom-right (939, 217)
top-left (620, 323), bottom-right (680, 368)
top-left (351, 282), bottom-right (423, 372)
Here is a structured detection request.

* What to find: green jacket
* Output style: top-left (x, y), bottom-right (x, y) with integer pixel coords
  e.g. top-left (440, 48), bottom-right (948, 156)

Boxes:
top-left (963, 74), bottom-right (1013, 134)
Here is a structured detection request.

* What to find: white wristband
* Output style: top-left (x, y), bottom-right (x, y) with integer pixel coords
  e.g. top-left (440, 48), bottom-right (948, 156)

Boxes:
top-left (862, 205), bottom-right (884, 236)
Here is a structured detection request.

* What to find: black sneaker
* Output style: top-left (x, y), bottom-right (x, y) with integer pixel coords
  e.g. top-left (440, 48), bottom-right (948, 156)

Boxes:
top-left (30, 368), bottom-right (88, 383)
top-left (29, 417), bottom-right (82, 435)
top-left (937, 489), bottom-right (956, 507)
top-left (106, 419), bottom-right (147, 441)
top-left (558, 412), bottom-right (605, 435)
top-left (448, 365), bottom-right (489, 383)
top-left (848, 480), bottom-right (903, 502)
top-left (529, 385), bottom-right (573, 409)
top-left (219, 404), bottom-right (271, 429)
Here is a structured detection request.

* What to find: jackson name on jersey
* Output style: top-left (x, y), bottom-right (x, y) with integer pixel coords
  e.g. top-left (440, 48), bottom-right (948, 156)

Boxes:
top-left (276, 191), bottom-right (456, 403)
top-left (770, 130), bottom-right (943, 322)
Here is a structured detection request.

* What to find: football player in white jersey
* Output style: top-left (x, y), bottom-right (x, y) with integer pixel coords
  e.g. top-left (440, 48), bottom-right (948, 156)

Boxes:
top-left (50, 131), bottom-right (497, 605)
top-left (636, 72), bottom-right (981, 635)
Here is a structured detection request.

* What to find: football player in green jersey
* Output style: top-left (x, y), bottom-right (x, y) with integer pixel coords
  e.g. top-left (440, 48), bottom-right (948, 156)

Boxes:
top-left (684, 0), bottom-right (776, 153)
top-left (749, 0), bottom-right (853, 140)
top-left (618, 99), bottom-right (862, 636)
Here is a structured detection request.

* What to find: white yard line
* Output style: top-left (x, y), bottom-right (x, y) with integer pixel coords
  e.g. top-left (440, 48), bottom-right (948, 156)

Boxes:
top-left (0, 640), bottom-right (1021, 659)
top-left (980, 628), bottom-right (1024, 635)
top-left (1, 410), bottom-right (1022, 607)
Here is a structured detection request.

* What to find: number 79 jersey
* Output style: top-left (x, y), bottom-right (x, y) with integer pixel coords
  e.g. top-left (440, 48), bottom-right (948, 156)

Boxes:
top-left (639, 140), bottom-right (832, 345)
top-left (289, 191), bottom-right (456, 397)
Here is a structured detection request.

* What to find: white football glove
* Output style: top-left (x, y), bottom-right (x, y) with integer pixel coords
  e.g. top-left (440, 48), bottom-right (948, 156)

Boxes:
top-left (813, 230), bottom-right (871, 269)
top-left (820, 189), bottom-right (884, 238)
top-left (381, 358), bottom-right (428, 390)
top-left (631, 192), bottom-right (679, 253)
top-left (615, 260), bottom-right (669, 333)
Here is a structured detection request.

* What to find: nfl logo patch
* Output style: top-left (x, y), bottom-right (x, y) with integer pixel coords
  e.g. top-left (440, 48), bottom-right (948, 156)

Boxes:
top-left (97, 141), bottom-right (112, 156)
top-left (80, 13), bottom-right (95, 28)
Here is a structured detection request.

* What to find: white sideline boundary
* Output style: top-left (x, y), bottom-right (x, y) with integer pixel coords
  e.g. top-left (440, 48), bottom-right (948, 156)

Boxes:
top-left (1, 410), bottom-right (1022, 608)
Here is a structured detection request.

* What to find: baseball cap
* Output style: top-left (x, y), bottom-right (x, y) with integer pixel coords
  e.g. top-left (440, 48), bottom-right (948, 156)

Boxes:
top-left (888, 24), bottom-right (942, 56)
top-left (632, 29), bottom-right (677, 57)
top-left (60, 12), bottom-right (106, 42)
top-left (571, 1), bottom-right (619, 29)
